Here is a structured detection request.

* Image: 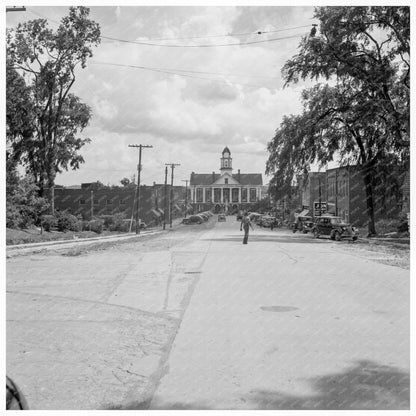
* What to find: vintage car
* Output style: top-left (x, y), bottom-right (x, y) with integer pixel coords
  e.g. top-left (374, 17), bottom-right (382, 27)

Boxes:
top-left (258, 215), bottom-right (276, 228)
top-left (292, 215), bottom-right (314, 233)
top-left (218, 214), bottom-right (226, 222)
top-left (313, 215), bottom-right (359, 241)
top-left (182, 215), bottom-right (204, 225)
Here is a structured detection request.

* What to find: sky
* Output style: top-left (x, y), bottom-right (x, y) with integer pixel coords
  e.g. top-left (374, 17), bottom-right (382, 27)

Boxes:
top-left (6, 2), bottom-right (322, 187)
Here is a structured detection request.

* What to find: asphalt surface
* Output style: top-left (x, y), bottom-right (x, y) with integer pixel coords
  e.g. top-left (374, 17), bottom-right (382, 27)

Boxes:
top-left (6, 217), bottom-right (410, 410)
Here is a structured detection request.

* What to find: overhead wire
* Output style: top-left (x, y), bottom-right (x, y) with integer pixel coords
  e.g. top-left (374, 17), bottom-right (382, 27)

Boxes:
top-left (26, 7), bottom-right (309, 48)
top-left (89, 61), bottom-right (273, 89)
top-left (91, 61), bottom-right (280, 80)
top-left (23, 7), bottom-right (308, 88)
top-left (100, 32), bottom-right (307, 48)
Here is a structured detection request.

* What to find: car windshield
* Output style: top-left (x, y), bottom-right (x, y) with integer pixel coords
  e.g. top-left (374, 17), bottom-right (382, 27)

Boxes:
top-left (330, 218), bottom-right (343, 225)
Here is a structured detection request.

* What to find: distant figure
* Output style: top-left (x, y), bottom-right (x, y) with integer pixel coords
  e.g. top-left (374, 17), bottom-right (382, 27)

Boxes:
top-left (240, 211), bottom-right (254, 244)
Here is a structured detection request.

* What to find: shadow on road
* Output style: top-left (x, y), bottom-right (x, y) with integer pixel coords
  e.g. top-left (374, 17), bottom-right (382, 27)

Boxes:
top-left (203, 234), bottom-right (351, 244)
top-left (106, 360), bottom-right (409, 410)
top-left (248, 360), bottom-right (410, 410)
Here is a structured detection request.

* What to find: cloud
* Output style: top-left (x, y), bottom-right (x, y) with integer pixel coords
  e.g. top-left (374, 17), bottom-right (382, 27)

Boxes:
top-left (8, 5), bottom-right (316, 186)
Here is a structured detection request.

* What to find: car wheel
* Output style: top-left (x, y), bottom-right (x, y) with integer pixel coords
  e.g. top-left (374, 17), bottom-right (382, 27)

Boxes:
top-left (334, 231), bottom-right (341, 241)
top-left (313, 229), bottom-right (319, 239)
top-left (352, 236), bottom-right (358, 241)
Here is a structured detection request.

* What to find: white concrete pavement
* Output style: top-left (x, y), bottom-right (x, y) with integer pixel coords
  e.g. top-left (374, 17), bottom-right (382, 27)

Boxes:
top-left (149, 218), bottom-right (410, 410)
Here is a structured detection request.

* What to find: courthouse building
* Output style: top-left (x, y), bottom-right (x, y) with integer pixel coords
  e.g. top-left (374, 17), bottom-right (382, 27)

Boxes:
top-left (189, 147), bottom-right (263, 213)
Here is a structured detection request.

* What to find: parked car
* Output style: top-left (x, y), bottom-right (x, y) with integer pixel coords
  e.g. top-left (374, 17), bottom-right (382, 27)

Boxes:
top-left (183, 215), bottom-right (204, 225)
top-left (292, 216), bottom-right (314, 233)
top-left (218, 214), bottom-right (226, 222)
top-left (313, 216), bottom-right (359, 241)
top-left (259, 215), bottom-right (275, 228)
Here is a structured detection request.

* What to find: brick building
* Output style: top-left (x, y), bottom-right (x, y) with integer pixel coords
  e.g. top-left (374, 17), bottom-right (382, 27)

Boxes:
top-left (296, 165), bottom-right (406, 227)
top-left (52, 182), bottom-right (186, 227)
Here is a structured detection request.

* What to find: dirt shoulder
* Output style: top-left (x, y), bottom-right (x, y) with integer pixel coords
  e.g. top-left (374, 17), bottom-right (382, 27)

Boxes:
top-left (340, 237), bottom-right (410, 270)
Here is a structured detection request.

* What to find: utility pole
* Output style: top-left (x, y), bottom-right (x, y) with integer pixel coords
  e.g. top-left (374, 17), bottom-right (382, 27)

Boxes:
top-left (91, 190), bottom-right (94, 220)
top-left (163, 166), bottom-right (168, 230)
top-left (165, 163), bottom-right (180, 228)
top-left (182, 180), bottom-right (189, 218)
top-left (335, 169), bottom-right (338, 216)
top-left (318, 175), bottom-right (322, 216)
top-left (128, 144), bottom-right (153, 234)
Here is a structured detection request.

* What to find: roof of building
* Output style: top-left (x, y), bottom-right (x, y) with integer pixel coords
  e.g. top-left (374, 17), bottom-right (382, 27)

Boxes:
top-left (222, 146), bottom-right (231, 155)
top-left (190, 172), bottom-right (263, 186)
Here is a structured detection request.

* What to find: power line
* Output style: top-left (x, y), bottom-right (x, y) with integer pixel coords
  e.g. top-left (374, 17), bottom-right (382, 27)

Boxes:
top-left (100, 32), bottom-right (307, 48)
top-left (26, 7), bottom-right (308, 47)
top-left (90, 61), bottom-right (279, 79)
top-left (89, 61), bottom-right (275, 89)
top-left (128, 24), bottom-right (312, 41)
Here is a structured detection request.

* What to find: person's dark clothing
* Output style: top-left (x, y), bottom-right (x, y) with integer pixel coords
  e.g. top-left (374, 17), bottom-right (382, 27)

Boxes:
top-left (240, 215), bottom-right (253, 244)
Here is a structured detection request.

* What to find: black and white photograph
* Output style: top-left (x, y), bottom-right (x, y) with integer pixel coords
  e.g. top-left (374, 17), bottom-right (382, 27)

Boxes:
top-left (4, 1), bottom-right (412, 412)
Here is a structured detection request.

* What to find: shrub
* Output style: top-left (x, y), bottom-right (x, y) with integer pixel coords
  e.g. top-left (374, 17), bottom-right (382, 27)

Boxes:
top-left (57, 211), bottom-right (80, 232)
top-left (88, 219), bottom-right (104, 234)
top-left (100, 215), bottom-right (114, 230)
top-left (375, 218), bottom-right (400, 235)
top-left (41, 215), bottom-right (57, 232)
top-left (109, 213), bottom-right (129, 232)
top-left (6, 175), bottom-right (50, 229)
top-left (6, 201), bottom-right (22, 229)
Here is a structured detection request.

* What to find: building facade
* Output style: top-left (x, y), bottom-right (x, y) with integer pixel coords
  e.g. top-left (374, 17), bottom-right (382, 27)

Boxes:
top-left (295, 164), bottom-right (405, 227)
top-left (52, 182), bottom-right (186, 227)
top-left (189, 147), bottom-right (263, 213)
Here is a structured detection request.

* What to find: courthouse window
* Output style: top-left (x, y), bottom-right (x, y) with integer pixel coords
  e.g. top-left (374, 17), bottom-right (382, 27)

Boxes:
top-left (241, 188), bottom-right (247, 202)
top-left (205, 188), bottom-right (211, 202)
top-left (196, 188), bottom-right (203, 202)
top-left (232, 188), bottom-right (239, 202)
top-left (214, 188), bottom-right (221, 203)
top-left (250, 188), bottom-right (257, 202)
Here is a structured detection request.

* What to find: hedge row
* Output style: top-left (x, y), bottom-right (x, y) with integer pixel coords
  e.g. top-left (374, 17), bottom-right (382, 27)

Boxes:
top-left (41, 212), bottom-right (134, 234)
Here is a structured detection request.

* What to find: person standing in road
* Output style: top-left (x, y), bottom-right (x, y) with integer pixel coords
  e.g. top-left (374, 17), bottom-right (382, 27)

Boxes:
top-left (240, 211), bottom-right (254, 244)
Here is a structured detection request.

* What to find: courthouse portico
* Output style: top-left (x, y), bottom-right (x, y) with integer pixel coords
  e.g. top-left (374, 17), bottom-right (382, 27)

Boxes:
top-left (190, 147), bottom-right (263, 213)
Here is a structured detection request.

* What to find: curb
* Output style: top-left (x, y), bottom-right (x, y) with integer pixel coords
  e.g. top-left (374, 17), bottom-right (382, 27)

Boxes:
top-left (6, 230), bottom-right (165, 257)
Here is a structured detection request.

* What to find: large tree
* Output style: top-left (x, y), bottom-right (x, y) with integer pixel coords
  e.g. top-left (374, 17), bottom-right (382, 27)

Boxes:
top-left (6, 6), bottom-right (101, 198)
top-left (266, 6), bottom-right (409, 236)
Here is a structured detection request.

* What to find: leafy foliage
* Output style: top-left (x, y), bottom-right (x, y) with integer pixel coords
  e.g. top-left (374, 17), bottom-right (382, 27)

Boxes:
top-left (56, 211), bottom-right (81, 232)
top-left (6, 6), bottom-right (101, 196)
top-left (266, 6), bottom-right (409, 235)
top-left (41, 215), bottom-right (57, 232)
top-left (87, 219), bottom-right (104, 234)
top-left (6, 171), bottom-right (50, 229)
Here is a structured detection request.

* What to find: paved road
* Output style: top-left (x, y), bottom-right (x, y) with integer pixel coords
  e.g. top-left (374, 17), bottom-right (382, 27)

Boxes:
top-left (6, 217), bottom-right (410, 410)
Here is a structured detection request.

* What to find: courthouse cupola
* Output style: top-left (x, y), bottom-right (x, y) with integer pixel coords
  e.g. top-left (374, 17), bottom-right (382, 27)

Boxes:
top-left (220, 146), bottom-right (233, 173)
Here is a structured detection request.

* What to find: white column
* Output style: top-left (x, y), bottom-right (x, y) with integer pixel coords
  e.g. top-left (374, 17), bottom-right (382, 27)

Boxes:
top-left (202, 187), bottom-right (205, 203)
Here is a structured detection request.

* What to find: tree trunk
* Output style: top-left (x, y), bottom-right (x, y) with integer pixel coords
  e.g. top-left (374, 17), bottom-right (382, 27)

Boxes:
top-left (362, 164), bottom-right (377, 237)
